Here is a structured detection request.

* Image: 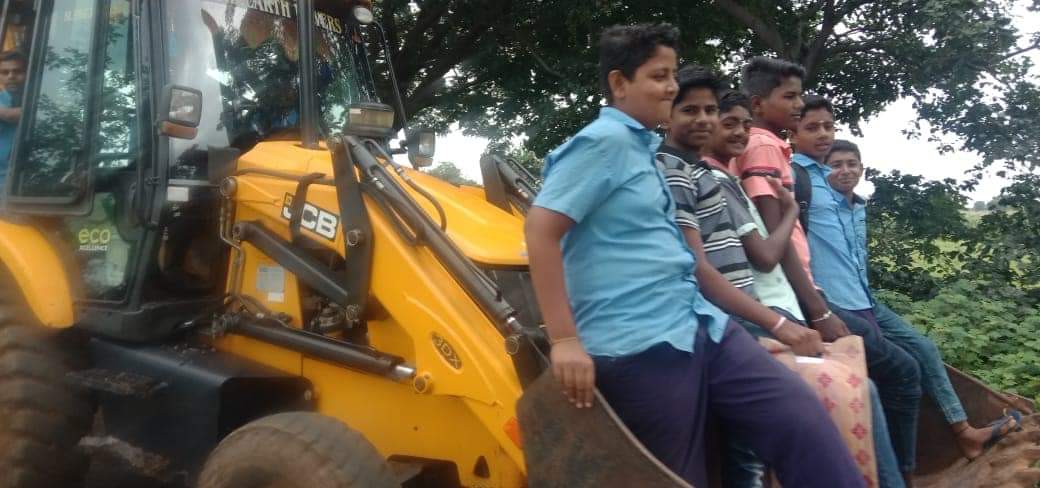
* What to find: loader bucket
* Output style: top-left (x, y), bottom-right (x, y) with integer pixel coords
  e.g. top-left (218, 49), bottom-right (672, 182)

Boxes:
top-left (913, 365), bottom-right (1040, 488)
top-left (517, 370), bottom-right (693, 488)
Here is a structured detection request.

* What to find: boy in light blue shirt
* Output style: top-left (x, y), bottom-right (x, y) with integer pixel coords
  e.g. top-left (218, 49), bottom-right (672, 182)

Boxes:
top-left (824, 139), bottom-right (1022, 464)
top-left (525, 23), bottom-right (863, 488)
top-left (792, 96), bottom-right (924, 484)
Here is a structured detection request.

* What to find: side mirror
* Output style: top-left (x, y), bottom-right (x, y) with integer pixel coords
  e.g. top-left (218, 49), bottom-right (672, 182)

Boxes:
top-left (406, 128), bottom-right (435, 168)
top-left (158, 85), bottom-right (203, 140)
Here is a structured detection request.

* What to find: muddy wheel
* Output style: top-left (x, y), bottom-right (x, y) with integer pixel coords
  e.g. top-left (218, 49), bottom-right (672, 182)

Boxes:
top-left (0, 283), bottom-right (33, 332)
top-left (0, 325), bottom-right (94, 487)
top-left (197, 412), bottom-right (398, 488)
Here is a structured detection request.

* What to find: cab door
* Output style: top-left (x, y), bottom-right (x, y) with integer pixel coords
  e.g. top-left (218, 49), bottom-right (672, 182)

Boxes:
top-left (4, 0), bottom-right (150, 304)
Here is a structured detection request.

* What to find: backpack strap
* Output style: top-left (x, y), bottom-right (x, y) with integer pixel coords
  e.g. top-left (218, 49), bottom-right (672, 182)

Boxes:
top-left (792, 163), bottom-right (812, 232)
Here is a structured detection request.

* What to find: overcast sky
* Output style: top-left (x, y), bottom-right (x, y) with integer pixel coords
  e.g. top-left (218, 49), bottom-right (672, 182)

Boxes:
top-left (410, 4), bottom-right (1039, 204)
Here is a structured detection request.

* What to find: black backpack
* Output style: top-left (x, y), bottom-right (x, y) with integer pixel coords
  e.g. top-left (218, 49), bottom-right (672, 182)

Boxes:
top-left (792, 163), bottom-right (812, 232)
top-left (740, 163), bottom-right (813, 232)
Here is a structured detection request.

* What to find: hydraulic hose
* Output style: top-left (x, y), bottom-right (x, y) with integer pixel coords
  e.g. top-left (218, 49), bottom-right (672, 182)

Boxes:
top-left (344, 135), bottom-right (547, 385)
top-left (363, 138), bottom-right (448, 232)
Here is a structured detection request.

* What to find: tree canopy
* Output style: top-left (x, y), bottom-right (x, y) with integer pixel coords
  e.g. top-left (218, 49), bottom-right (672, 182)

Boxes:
top-left (425, 161), bottom-right (477, 186)
top-left (371, 0), bottom-right (1039, 168)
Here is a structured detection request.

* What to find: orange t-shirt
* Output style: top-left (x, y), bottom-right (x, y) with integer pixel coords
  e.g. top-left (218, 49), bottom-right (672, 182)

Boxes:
top-left (732, 128), bottom-right (815, 285)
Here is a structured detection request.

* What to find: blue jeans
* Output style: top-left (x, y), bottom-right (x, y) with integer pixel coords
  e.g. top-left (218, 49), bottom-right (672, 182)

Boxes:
top-left (870, 381), bottom-right (906, 488)
top-left (873, 302), bottom-right (968, 424)
top-left (832, 304), bottom-right (922, 474)
top-left (723, 437), bottom-right (766, 488)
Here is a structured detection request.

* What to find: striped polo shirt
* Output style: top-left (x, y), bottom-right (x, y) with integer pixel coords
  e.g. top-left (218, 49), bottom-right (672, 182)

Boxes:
top-left (656, 145), bottom-right (758, 298)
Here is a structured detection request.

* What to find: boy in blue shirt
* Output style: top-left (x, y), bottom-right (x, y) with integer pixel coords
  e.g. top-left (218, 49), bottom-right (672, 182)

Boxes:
top-left (524, 24), bottom-right (863, 487)
top-left (790, 96), bottom-right (922, 484)
top-left (824, 139), bottom-right (1022, 463)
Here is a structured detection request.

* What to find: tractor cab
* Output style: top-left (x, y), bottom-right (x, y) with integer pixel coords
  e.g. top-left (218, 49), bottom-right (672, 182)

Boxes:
top-left (1, 0), bottom-right (396, 341)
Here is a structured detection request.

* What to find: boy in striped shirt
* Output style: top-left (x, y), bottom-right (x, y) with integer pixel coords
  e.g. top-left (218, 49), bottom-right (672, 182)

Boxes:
top-left (655, 65), bottom-right (822, 356)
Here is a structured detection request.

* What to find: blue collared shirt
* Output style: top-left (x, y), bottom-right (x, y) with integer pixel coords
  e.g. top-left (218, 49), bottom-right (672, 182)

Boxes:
top-left (0, 90), bottom-right (15, 188)
top-left (793, 153), bottom-right (873, 311)
top-left (533, 107), bottom-right (728, 357)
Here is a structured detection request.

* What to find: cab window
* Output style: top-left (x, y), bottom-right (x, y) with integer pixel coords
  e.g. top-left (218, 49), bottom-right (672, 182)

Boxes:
top-left (9, 0), bottom-right (97, 199)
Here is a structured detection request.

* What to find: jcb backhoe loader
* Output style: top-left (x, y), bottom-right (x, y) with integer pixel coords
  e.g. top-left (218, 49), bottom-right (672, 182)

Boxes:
top-left (0, 1), bottom-right (1035, 487)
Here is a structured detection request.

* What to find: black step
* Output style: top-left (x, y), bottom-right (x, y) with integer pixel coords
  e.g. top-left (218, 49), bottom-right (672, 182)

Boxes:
top-left (67, 368), bottom-right (167, 398)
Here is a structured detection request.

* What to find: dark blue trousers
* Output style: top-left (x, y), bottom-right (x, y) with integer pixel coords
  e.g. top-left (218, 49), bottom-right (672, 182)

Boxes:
top-left (593, 321), bottom-right (865, 488)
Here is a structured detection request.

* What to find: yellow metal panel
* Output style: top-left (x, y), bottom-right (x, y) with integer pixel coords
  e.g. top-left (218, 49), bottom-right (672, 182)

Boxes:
top-left (0, 219), bottom-right (74, 327)
top-left (397, 169), bottom-right (528, 267)
top-left (231, 167), bottom-right (525, 403)
top-left (235, 142), bottom-right (529, 266)
top-left (222, 142), bottom-right (532, 485)
top-left (301, 357), bottom-right (525, 487)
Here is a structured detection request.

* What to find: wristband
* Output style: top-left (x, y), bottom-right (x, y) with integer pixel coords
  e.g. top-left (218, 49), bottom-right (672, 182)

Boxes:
top-left (811, 310), bottom-right (833, 323)
top-left (771, 316), bottom-right (788, 333)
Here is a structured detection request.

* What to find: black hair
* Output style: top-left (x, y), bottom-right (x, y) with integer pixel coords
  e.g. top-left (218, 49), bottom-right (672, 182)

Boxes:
top-left (828, 139), bottom-right (861, 162)
top-left (673, 64), bottom-right (720, 106)
top-left (718, 89), bottom-right (751, 114)
top-left (0, 51), bottom-right (26, 66)
top-left (598, 23), bottom-right (680, 103)
top-left (801, 94), bottom-right (834, 118)
top-left (740, 56), bottom-right (806, 98)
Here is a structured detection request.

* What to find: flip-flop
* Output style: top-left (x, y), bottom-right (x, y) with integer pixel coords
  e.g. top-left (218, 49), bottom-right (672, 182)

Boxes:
top-left (981, 409), bottom-right (1023, 451)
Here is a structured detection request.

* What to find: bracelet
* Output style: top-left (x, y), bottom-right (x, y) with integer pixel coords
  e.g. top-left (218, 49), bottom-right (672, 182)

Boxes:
top-left (550, 336), bottom-right (579, 346)
top-left (771, 316), bottom-right (788, 333)
top-left (810, 310), bottom-right (833, 323)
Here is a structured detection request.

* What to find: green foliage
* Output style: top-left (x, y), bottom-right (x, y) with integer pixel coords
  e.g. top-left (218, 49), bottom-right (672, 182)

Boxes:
top-left (869, 169), bottom-right (1040, 299)
top-left (866, 168), bottom-right (970, 299)
top-left (374, 1), bottom-right (1040, 168)
top-left (964, 173), bottom-right (1040, 302)
top-left (876, 283), bottom-right (1040, 404)
top-left (425, 161), bottom-right (477, 186)
top-left (869, 169), bottom-right (1040, 405)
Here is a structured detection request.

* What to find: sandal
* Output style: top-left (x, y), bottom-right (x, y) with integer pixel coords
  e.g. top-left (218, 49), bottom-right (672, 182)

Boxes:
top-left (981, 409), bottom-right (1023, 451)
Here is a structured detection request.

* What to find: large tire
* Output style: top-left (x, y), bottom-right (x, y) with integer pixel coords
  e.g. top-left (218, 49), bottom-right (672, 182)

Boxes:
top-left (0, 283), bottom-right (33, 332)
top-left (197, 412), bottom-right (399, 488)
top-left (0, 325), bottom-right (94, 487)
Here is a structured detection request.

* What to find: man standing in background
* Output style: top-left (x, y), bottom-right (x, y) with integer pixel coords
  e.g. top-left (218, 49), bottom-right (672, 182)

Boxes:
top-left (0, 50), bottom-right (26, 190)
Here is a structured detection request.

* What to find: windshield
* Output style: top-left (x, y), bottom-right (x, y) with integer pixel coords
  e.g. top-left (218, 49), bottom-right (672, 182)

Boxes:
top-left (164, 0), bottom-right (376, 177)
